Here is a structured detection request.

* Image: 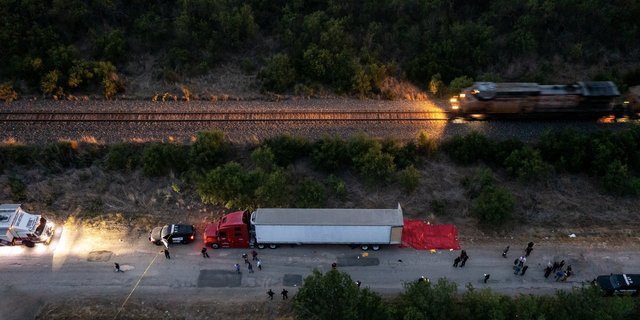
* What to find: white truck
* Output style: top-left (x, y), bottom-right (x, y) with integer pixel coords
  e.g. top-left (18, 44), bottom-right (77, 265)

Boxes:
top-left (0, 204), bottom-right (55, 247)
top-left (205, 204), bottom-right (404, 251)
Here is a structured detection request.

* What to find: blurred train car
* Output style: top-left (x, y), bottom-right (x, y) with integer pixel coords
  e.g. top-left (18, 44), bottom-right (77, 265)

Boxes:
top-left (449, 81), bottom-right (628, 120)
top-left (627, 86), bottom-right (640, 118)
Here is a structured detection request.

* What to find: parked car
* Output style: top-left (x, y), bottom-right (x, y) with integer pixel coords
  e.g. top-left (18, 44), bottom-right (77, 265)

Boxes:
top-left (149, 224), bottom-right (196, 246)
top-left (597, 274), bottom-right (640, 296)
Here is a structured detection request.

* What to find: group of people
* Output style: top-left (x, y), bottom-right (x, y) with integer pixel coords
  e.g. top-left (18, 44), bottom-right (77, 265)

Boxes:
top-left (266, 289), bottom-right (288, 300)
top-left (508, 242), bottom-right (534, 276)
top-left (235, 250), bottom-right (262, 274)
top-left (452, 250), bottom-right (469, 267)
top-left (545, 260), bottom-right (572, 281)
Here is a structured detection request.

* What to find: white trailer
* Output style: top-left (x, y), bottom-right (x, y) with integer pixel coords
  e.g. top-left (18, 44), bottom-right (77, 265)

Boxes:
top-left (249, 203), bottom-right (404, 250)
top-left (0, 204), bottom-right (55, 247)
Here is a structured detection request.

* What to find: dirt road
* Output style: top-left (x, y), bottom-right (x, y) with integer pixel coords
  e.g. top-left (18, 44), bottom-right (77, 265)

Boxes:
top-left (1, 226), bottom-right (638, 320)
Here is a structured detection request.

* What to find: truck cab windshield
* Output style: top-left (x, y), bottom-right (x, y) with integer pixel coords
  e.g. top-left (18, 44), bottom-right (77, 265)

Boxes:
top-left (161, 225), bottom-right (171, 238)
top-left (34, 217), bottom-right (47, 236)
top-left (609, 275), bottom-right (623, 289)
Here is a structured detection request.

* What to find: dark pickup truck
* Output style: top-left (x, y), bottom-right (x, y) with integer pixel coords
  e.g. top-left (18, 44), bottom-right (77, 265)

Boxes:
top-left (597, 274), bottom-right (640, 296)
top-left (149, 224), bottom-right (196, 246)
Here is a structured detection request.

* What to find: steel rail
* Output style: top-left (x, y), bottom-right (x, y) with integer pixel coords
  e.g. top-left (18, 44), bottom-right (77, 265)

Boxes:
top-left (0, 111), bottom-right (451, 122)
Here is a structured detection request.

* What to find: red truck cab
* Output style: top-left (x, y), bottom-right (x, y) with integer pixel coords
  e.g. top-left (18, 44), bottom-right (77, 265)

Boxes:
top-left (204, 211), bottom-right (251, 249)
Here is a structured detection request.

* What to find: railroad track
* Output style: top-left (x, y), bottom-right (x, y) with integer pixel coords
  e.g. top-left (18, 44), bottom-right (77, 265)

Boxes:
top-left (0, 111), bottom-right (451, 122)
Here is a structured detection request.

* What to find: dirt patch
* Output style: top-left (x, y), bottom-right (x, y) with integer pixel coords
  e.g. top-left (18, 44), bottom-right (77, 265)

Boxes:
top-left (87, 250), bottom-right (113, 262)
top-left (35, 296), bottom-right (294, 320)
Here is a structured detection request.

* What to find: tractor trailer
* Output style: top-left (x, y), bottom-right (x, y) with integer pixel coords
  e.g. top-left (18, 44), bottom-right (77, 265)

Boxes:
top-left (0, 204), bottom-right (55, 247)
top-left (204, 204), bottom-right (404, 251)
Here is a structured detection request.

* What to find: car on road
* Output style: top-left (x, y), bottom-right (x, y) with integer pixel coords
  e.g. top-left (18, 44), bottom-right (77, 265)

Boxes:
top-left (149, 224), bottom-right (196, 246)
top-left (597, 274), bottom-right (640, 296)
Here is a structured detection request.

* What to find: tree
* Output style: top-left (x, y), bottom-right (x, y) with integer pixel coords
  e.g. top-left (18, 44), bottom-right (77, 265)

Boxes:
top-left (291, 269), bottom-right (362, 320)
top-left (251, 146), bottom-right (275, 172)
top-left (295, 177), bottom-right (326, 208)
top-left (449, 76), bottom-right (474, 95)
top-left (311, 134), bottom-right (348, 171)
top-left (190, 130), bottom-right (227, 172)
top-left (196, 162), bottom-right (246, 208)
top-left (472, 186), bottom-right (515, 225)
top-left (398, 165), bottom-right (421, 193)
top-left (396, 278), bottom-right (461, 320)
top-left (261, 54), bottom-right (296, 93)
top-left (504, 147), bottom-right (549, 180)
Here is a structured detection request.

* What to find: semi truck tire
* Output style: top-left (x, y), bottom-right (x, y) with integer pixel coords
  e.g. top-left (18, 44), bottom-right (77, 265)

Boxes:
top-left (154, 241), bottom-right (162, 246)
top-left (360, 244), bottom-right (369, 251)
top-left (257, 244), bottom-right (265, 249)
top-left (268, 244), bottom-right (277, 249)
top-left (372, 245), bottom-right (380, 251)
top-left (23, 241), bottom-right (34, 248)
top-left (211, 243), bottom-right (220, 249)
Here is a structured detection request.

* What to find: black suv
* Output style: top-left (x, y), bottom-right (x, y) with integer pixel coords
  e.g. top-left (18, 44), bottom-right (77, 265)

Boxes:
top-left (149, 224), bottom-right (196, 245)
top-left (597, 274), bottom-right (640, 296)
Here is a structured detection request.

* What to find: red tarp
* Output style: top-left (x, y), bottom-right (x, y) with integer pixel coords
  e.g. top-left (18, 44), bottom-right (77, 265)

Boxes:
top-left (399, 219), bottom-right (461, 250)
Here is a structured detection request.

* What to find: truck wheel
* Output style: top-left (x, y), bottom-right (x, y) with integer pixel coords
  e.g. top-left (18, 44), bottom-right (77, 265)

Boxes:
top-left (211, 243), bottom-right (220, 249)
top-left (269, 244), bottom-right (277, 249)
top-left (23, 241), bottom-right (34, 248)
top-left (372, 245), bottom-right (380, 251)
top-left (257, 244), bottom-right (265, 249)
top-left (360, 244), bottom-right (369, 251)
top-left (154, 241), bottom-right (162, 246)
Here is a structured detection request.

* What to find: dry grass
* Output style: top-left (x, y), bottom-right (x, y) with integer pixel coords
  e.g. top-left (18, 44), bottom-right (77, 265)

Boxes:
top-left (1, 137), bottom-right (17, 145)
top-left (35, 297), bottom-right (294, 320)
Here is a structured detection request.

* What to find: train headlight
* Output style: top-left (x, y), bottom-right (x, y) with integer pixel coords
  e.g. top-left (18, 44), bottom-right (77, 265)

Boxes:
top-left (459, 94), bottom-right (465, 98)
top-left (452, 106), bottom-right (459, 109)
top-left (450, 98), bottom-right (457, 102)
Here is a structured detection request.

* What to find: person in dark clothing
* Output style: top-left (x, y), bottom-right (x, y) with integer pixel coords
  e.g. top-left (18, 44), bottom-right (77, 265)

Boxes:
top-left (251, 250), bottom-right (258, 261)
top-left (559, 260), bottom-right (565, 270)
top-left (513, 258), bottom-right (519, 270)
top-left (267, 289), bottom-right (274, 300)
top-left (460, 255), bottom-right (469, 267)
top-left (281, 289), bottom-right (288, 299)
top-left (552, 261), bottom-right (559, 272)
top-left (525, 246), bottom-right (533, 257)
top-left (484, 274), bottom-right (490, 283)
top-left (453, 257), bottom-right (461, 267)
top-left (114, 263), bottom-right (124, 273)
top-left (356, 280), bottom-right (361, 288)
top-left (331, 262), bottom-right (337, 270)
top-left (202, 248), bottom-right (210, 258)
top-left (544, 266), bottom-right (553, 278)
top-left (235, 264), bottom-right (240, 274)
top-left (248, 262), bottom-right (254, 273)
top-left (243, 253), bottom-right (249, 264)
top-left (460, 250), bottom-right (468, 259)
top-left (164, 249), bottom-right (170, 259)
top-left (566, 265), bottom-right (572, 278)
top-left (555, 271), bottom-right (564, 281)
top-left (502, 246), bottom-right (509, 258)
top-left (521, 266), bottom-right (529, 276)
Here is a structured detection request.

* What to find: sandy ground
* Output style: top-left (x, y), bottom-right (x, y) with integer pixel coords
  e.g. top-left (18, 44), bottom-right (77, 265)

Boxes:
top-left (1, 225), bottom-right (639, 320)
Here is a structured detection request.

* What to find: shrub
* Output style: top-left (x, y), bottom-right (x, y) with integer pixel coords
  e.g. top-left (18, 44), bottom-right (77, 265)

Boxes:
top-left (504, 147), bottom-right (549, 180)
top-left (396, 140), bottom-right (419, 168)
top-left (295, 177), bottom-right (326, 208)
top-left (8, 177), bottom-right (27, 201)
top-left (196, 162), bottom-right (246, 208)
top-left (347, 132), bottom-right (396, 182)
top-left (417, 131), bottom-right (438, 158)
top-left (260, 53), bottom-right (296, 93)
top-left (445, 132), bottom-right (493, 165)
top-left (93, 30), bottom-right (126, 63)
top-left (429, 73), bottom-right (446, 97)
top-left (107, 143), bottom-right (139, 170)
top-left (263, 134), bottom-right (312, 167)
top-left (311, 134), bottom-right (348, 171)
top-left (0, 82), bottom-right (18, 101)
top-left (43, 140), bottom-right (79, 169)
top-left (9, 145), bottom-right (36, 165)
top-left (328, 174), bottom-right (348, 201)
top-left (601, 159), bottom-right (640, 195)
top-left (142, 143), bottom-right (184, 177)
top-left (476, 72), bottom-right (502, 82)
top-left (398, 165), bottom-right (420, 193)
top-left (162, 69), bottom-right (180, 83)
top-left (472, 186), bottom-right (515, 225)
top-left (536, 128), bottom-right (590, 173)
top-left (254, 168), bottom-right (289, 208)
top-left (491, 139), bottom-right (525, 167)
top-left (251, 146), bottom-right (276, 171)
top-left (449, 76), bottom-right (474, 95)
top-left (41, 70), bottom-right (64, 95)
top-left (396, 278), bottom-right (460, 320)
top-left (291, 269), bottom-right (361, 320)
top-left (383, 88), bottom-right (398, 100)
top-left (190, 130), bottom-right (227, 172)
top-left (431, 199), bottom-right (445, 214)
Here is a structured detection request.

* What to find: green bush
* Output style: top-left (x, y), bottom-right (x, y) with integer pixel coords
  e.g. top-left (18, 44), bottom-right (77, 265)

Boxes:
top-left (190, 130), bottom-right (228, 172)
top-left (295, 177), bottom-right (326, 208)
top-left (9, 145), bottom-right (36, 165)
top-left (504, 147), bottom-right (549, 180)
top-left (449, 76), bottom-right (474, 95)
top-left (263, 134), bottom-right (312, 167)
top-left (8, 177), bottom-right (27, 201)
top-left (311, 134), bottom-right (348, 171)
top-left (601, 159), bottom-right (640, 195)
top-left (260, 54), bottom-right (296, 93)
top-left (107, 143), bottom-right (139, 170)
top-left (429, 73), bottom-right (446, 97)
top-left (396, 278), bottom-right (460, 319)
top-left (41, 69), bottom-right (64, 95)
top-left (251, 146), bottom-right (276, 172)
top-left (445, 132), bottom-right (493, 165)
top-left (472, 185), bottom-right (515, 225)
top-left (196, 162), bottom-right (246, 208)
top-left (347, 132), bottom-right (396, 182)
top-left (491, 139), bottom-right (525, 167)
top-left (142, 143), bottom-right (188, 177)
top-left (398, 165), bottom-right (420, 193)
top-left (43, 140), bottom-right (79, 170)
top-left (476, 72), bottom-right (503, 82)
top-left (537, 128), bottom-right (590, 173)
top-left (93, 30), bottom-right (126, 63)
top-left (254, 168), bottom-right (289, 208)
top-left (431, 199), bottom-right (445, 214)
top-left (381, 136), bottom-right (414, 168)
top-left (327, 174), bottom-right (348, 201)
top-left (383, 88), bottom-right (398, 100)
top-left (0, 82), bottom-right (18, 101)
top-left (417, 131), bottom-right (438, 159)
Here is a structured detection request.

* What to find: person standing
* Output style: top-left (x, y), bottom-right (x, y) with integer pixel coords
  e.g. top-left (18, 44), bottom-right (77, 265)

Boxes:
top-left (521, 265), bottom-right (529, 276)
top-left (356, 280), bottom-right (361, 288)
top-left (202, 248), bottom-right (210, 258)
top-left (251, 250), bottom-right (258, 261)
top-left (460, 250), bottom-right (468, 260)
top-left (331, 262), bottom-right (337, 270)
top-left (460, 255), bottom-right (469, 267)
top-left (484, 274), bottom-right (490, 283)
top-left (555, 270), bottom-right (564, 281)
top-left (164, 249), bottom-right (170, 259)
top-left (552, 261), bottom-right (559, 272)
top-left (559, 260), bottom-right (565, 270)
top-left (281, 289), bottom-right (288, 300)
top-left (258, 260), bottom-right (262, 271)
top-left (267, 289), bottom-right (274, 300)
top-left (502, 246), bottom-right (509, 258)
top-left (243, 253), bottom-right (249, 264)
top-left (519, 256), bottom-right (526, 267)
top-left (248, 262), bottom-right (254, 273)
top-left (544, 265), bottom-right (553, 278)
top-left (453, 257), bottom-right (461, 267)
top-left (565, 265), bottom-right (572, 278)
top-left (114, 263), bottom-right (124, 273)
top-left (525, 246), bottom-right (533, 257)
top-left (235, 264), bottom-right (240, 274)
top-left (515, 264), bottom-right (521, 275)
top-left (513, 258), bottom-right (519, 270)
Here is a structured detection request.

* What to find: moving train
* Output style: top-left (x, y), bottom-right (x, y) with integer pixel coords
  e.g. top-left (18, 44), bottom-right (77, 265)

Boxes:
top-left (449, 81), bottom-right (640, 120)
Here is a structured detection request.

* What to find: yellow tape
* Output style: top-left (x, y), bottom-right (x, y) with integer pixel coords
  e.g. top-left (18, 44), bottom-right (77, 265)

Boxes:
top-left (114, 252), bottom-right (159, 320)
